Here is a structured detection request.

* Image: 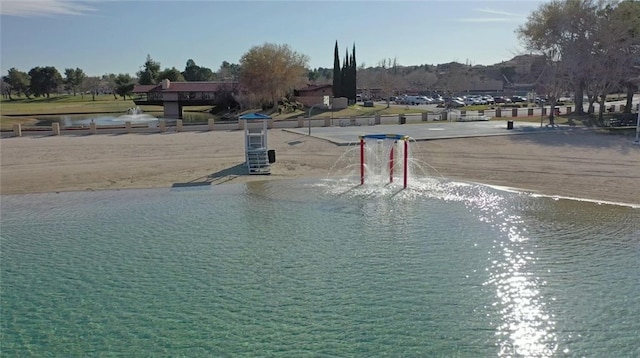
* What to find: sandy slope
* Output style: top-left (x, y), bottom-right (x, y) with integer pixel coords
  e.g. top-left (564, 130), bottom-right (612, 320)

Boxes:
top-left (1, 129), bottom-right (639, 205)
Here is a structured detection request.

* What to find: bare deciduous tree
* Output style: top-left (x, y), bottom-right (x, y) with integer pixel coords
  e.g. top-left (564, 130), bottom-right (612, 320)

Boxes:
top-left (608, 0), bottom-right (640, 113)
top-left (239, 43), bottom-right (309, 109)
top-left (588, 1), bottom-right (640, 122)
top-left (439, 63), bottom-right (468, 104)
top-left (82, 76), bottom-right (101, 101)
top-left (233, 92), bottom-right (260, 112)
top-left (405, 69), bottom-right (438, 94)
top-left (538, 51), bottom-right (570, 125)
top-left (102, 74), bottom-right (119, 100)
top-left (518, 0), bottom-right (598, 122)
top-left (357, 58), bottom-right (406, 107)
top-left (519, 0), bottom-right (640, 123)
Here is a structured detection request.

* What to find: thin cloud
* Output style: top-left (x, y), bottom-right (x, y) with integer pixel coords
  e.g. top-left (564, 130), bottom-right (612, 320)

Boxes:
top-left (475, 8), bottom-right (522, 17)
top-left (457, 7), bottom-right (525, 23)
top-left (0, 0), bottom-right (97, 17)
top-left (458, 17), bottom-right (515, 23)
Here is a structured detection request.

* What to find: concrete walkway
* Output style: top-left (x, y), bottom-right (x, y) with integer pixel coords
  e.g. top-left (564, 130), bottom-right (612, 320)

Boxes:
top-left (283, 120), bottom-right (577, 146)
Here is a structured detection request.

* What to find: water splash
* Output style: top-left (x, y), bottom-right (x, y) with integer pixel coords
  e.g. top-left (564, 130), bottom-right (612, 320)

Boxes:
top-left (118, 107), bottom-right (156, 123)
top-left (321, 134), bottom-right (466, 200)
top-left (325, 135), bottom-right (415, 191)
top-left (62, 108), bottom-right (158, 127)
top-left (126, 107), bottom-right (143, 115)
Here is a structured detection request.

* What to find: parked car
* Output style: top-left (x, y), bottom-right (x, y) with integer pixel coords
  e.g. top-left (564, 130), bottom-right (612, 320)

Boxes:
top-left (463, 95), bottom-right (486, 105)
top-left (494, 96), bottom-right (510, 104)
top-left (422, 96), bottom-right (435, 104)
top-left (400, 95), bottom-right (428, 105)
top-left (475, 97), bottom-right (488, 105)
top-left (511, 96), bottom-right (527, 103)
top-left (483, 96), bottom-right (495, 105)
top-left (449, 99), bottom-right (465, 108)
top-left (463, 96), bottom-right (476, 106)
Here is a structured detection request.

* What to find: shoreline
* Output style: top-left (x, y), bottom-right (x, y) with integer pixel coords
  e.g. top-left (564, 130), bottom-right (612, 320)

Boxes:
top-left (480, 182), bottom-right (640, 209)
top-left (1, 129), bottom-right (639, 206)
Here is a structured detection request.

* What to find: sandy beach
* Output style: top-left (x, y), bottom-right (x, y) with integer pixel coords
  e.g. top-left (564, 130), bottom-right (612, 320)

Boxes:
top-left (1, 128), bottom-right (639, 205)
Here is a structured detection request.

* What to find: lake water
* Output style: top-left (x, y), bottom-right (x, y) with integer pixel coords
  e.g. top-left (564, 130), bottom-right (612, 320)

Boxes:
top-left (37, 112), bottom-right (216, 127)
top-left (1, 177), bottom-right (639, 357)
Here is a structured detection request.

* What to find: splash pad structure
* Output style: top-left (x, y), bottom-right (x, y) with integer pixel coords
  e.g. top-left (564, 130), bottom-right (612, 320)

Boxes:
top-left (359, 134), bottom-right (411, 189)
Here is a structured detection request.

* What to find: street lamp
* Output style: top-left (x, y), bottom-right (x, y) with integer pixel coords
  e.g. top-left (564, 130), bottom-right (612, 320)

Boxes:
top-left (536, 91), bottom-right (544, 127)
top-left (308, 103), bottom-right (322, 136)
top-left (633, 106), bottom-right (640, 145)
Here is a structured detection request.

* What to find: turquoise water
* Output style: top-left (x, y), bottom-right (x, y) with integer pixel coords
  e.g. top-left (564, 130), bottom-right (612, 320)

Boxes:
top-left (1, 178), bottom-right (639, 357)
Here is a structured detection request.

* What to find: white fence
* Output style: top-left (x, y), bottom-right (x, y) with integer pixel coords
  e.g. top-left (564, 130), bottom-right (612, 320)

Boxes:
top-left (5, 103), bottom-right (638, 138)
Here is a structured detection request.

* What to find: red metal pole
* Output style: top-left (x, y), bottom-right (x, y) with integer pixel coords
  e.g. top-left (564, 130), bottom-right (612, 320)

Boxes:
top-left (360, 138), bottom-right (365, 185)
top-left (403, 140), bottom-right (408, 189)
top-left (389, 145), bottom-right (394, 183)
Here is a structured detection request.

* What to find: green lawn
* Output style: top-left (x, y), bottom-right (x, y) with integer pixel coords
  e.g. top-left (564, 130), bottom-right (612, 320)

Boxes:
top-left (0, 94), bottom-right (155, 116)
top-left (0, 94), bottom-right (212, 130)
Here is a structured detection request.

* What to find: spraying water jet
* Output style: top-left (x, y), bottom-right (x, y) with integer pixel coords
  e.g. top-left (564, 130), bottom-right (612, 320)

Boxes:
top-left (359, 134), bottom-right (411, 189)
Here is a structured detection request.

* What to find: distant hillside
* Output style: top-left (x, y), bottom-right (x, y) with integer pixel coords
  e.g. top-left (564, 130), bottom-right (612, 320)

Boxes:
top-left (323, 54), bottom-right (548, 94)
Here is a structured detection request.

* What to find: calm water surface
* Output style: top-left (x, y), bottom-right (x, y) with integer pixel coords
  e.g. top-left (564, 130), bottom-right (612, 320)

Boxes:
top-left (37, 112), bottom-right (215, 127)
top-left (1, 178), bottom-right (639, 357)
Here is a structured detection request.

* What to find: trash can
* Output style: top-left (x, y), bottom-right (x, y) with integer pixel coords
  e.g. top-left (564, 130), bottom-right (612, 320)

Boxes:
top-left (267, 149), bottom-right (276, 163)
top-left (399, 115), bottom-right (406, 125)
top-left (507, 120), bottom-right (514, 130)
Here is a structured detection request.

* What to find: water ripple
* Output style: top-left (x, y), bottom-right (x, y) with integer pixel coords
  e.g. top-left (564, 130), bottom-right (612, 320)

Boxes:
top-left (1, 181), bottom-right (639, 356)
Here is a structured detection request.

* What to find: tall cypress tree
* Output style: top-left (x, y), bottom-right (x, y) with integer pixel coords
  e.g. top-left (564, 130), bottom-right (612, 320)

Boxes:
top-left (350, 43), bottom-right (357, 102)
top-left (332, 41), bottom-right (341, 98)
top-left (332, 41), bottom-right (357, 102)
top-left (342, 48), bottom-right (349, 102)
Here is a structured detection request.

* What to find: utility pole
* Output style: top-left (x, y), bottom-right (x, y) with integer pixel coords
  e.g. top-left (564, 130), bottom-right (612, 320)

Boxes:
top-left (308, 104), bottom-right (322, 136)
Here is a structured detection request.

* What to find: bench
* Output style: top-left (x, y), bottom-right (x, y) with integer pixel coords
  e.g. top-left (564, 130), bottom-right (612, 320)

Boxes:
top-left (608, 113), bottom-right (638, 127)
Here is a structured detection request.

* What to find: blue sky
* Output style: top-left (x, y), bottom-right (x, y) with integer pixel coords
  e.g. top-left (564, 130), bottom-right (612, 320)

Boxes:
top-left (1, 0), bottom-right (546, 77)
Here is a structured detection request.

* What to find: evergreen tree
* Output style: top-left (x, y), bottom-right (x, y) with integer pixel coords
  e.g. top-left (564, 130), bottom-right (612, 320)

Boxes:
top-left (333, 41), bottom-right (357, 102)
top-left (342, 48), bottom-right (349, 101)
top-left (332, 41), bottom-right (341, 98)
top-left (2, 68), bottom-right (30, 99)
top-left (28, 66), bottom-right (62, 98)
top-left (63, 68), bottom-right (86, 96)
top-left (183, 59), bottom-right (214, 81)
top-left (114, 73), bottom-right (135, 100)
top-left (351, 44), bottom-right (357, 102)
top-left (137, 55), bottom-right (161, 85)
